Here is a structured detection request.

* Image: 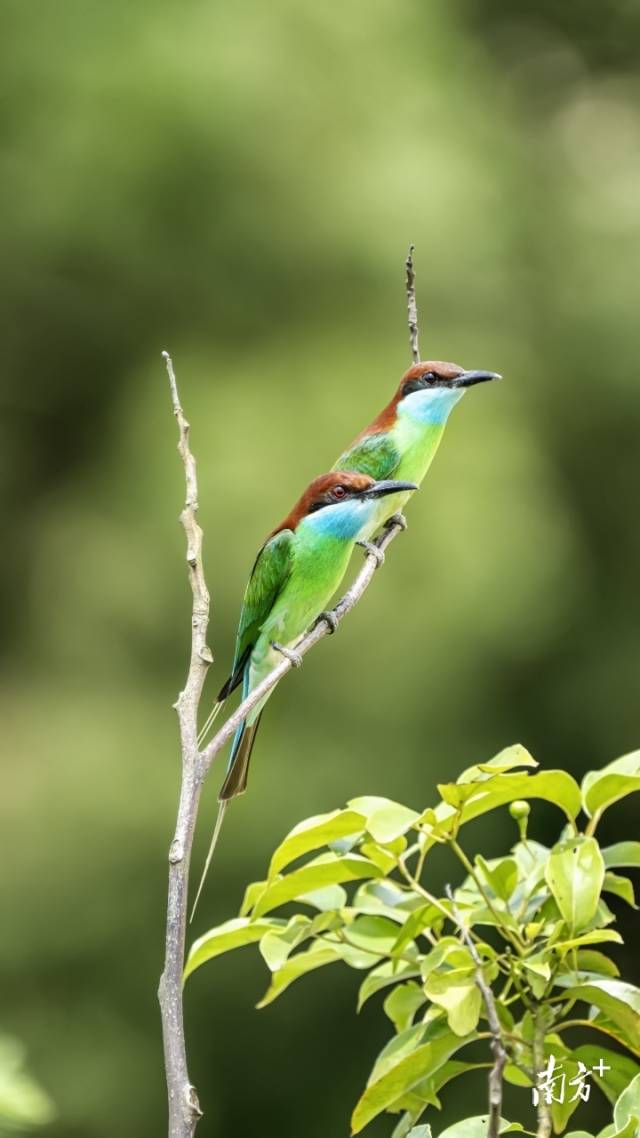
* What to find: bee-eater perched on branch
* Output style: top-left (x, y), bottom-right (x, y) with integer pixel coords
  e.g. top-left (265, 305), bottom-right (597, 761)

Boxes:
top-left (334, 361), bottom-right (501, 534)
top-left (191, 470), bottom-right (416, 916)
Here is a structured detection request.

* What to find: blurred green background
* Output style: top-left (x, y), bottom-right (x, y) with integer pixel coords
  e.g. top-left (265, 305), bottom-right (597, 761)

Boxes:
top-left (2, 0), bottom-right (640, 1135)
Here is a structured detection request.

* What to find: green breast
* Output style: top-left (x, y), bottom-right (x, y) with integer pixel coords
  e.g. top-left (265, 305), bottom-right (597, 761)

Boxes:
top-left (391, 417), bottom-right (447, 483)
top-left (258, 532), bottom-right (351, 651)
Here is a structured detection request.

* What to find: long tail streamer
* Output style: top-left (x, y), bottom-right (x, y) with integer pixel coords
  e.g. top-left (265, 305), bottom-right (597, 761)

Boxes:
top-left (197, 700), bottom-right (224, 748)
top-left (189, 800), bottom-right (228, 923)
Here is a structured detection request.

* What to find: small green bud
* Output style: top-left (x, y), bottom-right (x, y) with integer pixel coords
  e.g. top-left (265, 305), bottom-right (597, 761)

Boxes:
top-left (509, 800), bottom-right (530, 821)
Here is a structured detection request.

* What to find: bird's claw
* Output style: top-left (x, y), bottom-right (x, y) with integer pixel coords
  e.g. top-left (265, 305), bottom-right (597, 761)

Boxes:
top-left (386, 512), bottom-right (408, 531)
top-left (357, 540), bottom-right (385, 567)
top-left (316, 609), bottom-right (339, 634)
top-left (272, 642), bottom-right (303, 668)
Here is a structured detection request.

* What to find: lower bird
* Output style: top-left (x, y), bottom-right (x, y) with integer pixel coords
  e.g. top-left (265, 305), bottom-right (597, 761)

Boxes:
top-left (333, 360), bottom-right (501, 535)
top-left (191, 470), bottom-right (416, 916)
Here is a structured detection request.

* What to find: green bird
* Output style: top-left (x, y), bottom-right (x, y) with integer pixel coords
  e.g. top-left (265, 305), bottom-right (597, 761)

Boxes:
top-left (191, 470), bottom-right (416, 915)
top-left (334, 360), bottom-right (501, 535)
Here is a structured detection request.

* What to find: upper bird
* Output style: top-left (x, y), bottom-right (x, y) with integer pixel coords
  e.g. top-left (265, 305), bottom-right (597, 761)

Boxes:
top-left (191, 469), bottom-right (416, 915)
top-left (333, 360), bottom-right (501, 535)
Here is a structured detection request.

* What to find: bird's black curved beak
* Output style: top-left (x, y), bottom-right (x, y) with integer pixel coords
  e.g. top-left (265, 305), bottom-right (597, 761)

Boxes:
top-left (365, 479), bottom-right (418, 499)
top-left (453, 370), bottom-right (502, 388)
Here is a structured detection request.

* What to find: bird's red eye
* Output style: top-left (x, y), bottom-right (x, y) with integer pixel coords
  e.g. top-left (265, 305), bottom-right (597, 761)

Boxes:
top-left (332, 485), bottom-right (347, 499)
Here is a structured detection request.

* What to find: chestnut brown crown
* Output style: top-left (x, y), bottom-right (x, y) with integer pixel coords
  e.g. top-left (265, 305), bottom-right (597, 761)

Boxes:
top-left (271, 472), bottom-right (376, 536)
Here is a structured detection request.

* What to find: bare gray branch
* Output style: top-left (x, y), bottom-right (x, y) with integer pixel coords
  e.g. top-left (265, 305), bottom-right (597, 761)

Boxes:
top-left (158, 350), bottom-right (211, 1138)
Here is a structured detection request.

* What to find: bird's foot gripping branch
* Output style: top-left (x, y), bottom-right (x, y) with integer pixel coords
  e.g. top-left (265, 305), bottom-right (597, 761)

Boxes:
top-left (185, 745), bottom-right (640, 1138)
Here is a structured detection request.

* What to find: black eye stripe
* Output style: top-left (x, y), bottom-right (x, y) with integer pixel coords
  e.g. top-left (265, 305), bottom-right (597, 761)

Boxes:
top-left (309, 486), bottom-right (353, 512)
top-left (401, 371), bottom-right (439, 397)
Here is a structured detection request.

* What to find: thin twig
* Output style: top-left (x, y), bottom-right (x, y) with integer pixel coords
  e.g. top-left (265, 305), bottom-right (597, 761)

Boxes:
top-left (446, 885), bottom-right (507, 1138)
top-left (405, 244), bottom-right (420, 363)
top-left (158, 350), bottom-right (211, 1138)
top-left (533, 1007), bottom-right (552, 1138)
top-left (199, 518), bottom-right (406, 778)
top-left (449, 839), bottom-right (525, 954)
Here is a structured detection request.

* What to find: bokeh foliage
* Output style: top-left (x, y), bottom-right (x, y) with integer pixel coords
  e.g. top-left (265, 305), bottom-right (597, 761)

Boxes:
top-left (1, 1), bottom-right (639, 1136)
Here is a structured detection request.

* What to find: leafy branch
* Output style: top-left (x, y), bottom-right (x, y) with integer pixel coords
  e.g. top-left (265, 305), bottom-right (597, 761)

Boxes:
top-left (185, 746), bottom-right (640, 1138)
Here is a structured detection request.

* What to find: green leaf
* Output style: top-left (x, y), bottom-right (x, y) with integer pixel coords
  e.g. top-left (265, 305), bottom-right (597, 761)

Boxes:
top-left (603, 872), bottom-right (637, 908)
top-left (591, 1015), bottom-right (640, 1056)
top-left (397, 1060), bottom-right (490, 1112)
top-left (309, 910), bottom-right (345, 935)
top-left (240, 879), bottom-right (268, 916)
top-left (520, 954), bottom-right (551, 998)
top-left (504, 1063), bottom-right (532, 1088)
top-left (456, 743), bottom-right (538, 784)
top-left (420, 939), bottom-right (475, 978)
top-left (437, 1117), bottom-right (522, 1138)
top-left (259, 915), bottom-right (311, 970)
top-left (609, 1121), bottom-right (639, 1138)
top-left (428, 771), bottom-right (582, 836)
top-left (184, 917), bottom-right (282, 980)
top-left (598, 1125), bottom-right (639, 1138)
top-left (552, 929), bottom-right (622, 953)
top-left (256, 941), bottom-right (341, 1007)
top-left (267, 808), bottom-right (366, 878)
top-left (252, 853), bottom-right (383, 917)
top-left (300, 883), bottom-right (347, 911)
top-left (345, 915), bottom-right (400, 956)
top-left (384, 982), bottom-right (427, 1033)
top-left (603, 843), bottom-right (640, 869)
top-left (330, 938), bottom-right (382, 969)
top-left (573, 1046), bottom-right (640, 1105)
top-left (614, 1072), bottom-right (640, 1131)
top-left (392, 904), bottom-right (445, 956)
top-left (513, 839), bottom-right (550, 879)
top-left (424, 970), bottom-right (482, 1036)
top-left (348, 795), bottom-right (419, 843)
top-left (555, 978), bottom-right (640, 1052)
top-left (476, 855), bottom-right (518, 901)
top-left (550, 1051), bottom-right (585, 1133)
top-left (370, 1022), bottom-right (442, 1083)
top-left (361, 839), bottom-right (402, 874)
top-left (574, 951), bottom-right (620, 978)
top-left (354, 879), bottom-right (415, 911)
top-left (545, 837), bottom-right (605, 933)
top-left (357, 960), bottom-right (421, 1010)
top-left (583, 752), bottom-right (640, 819)
top-left (351, 1023), bottom-right (472, 1134)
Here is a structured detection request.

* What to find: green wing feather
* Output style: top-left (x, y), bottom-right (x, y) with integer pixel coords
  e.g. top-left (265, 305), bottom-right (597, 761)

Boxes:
top-left (333, 432), bottom-right (400, 480)
top-left (218, 528), bottom-right (294, 699)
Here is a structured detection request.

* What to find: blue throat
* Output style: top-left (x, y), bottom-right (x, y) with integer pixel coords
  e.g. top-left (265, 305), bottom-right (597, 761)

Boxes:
top-left (301, 499), bottom-right (374, 543)
top-left (399, 387), bottom-right (464, 426)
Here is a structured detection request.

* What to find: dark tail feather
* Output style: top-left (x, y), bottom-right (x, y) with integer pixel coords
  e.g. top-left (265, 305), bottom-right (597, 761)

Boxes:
top-left (189, 716), bottom-right (262, 920)
top-left (218, 714), bottom-right (264, 801)
top-left (189, 800), bottom-right (229, 922)
top-left (198, 645), bottom-right (254, 748)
